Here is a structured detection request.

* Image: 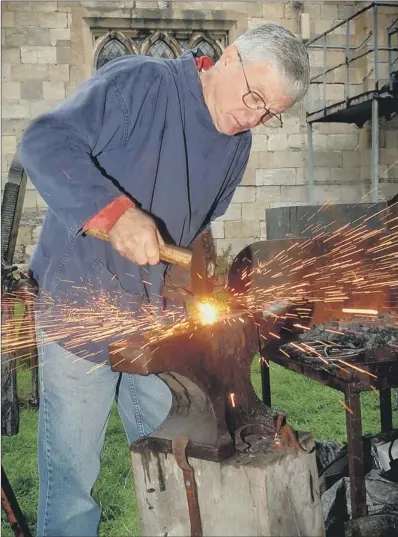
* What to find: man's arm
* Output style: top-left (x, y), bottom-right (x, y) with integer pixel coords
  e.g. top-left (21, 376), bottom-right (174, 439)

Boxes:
top-left (18, 64), bottom-right (167, 265)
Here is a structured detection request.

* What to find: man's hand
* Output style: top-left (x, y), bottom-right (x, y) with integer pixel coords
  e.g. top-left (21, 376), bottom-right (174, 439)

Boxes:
top-left (108, 207), bottom-right (165, 265)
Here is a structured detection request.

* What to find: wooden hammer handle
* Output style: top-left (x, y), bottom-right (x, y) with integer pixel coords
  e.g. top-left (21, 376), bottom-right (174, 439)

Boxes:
top-left (85, 228), bottom-right (192, 269)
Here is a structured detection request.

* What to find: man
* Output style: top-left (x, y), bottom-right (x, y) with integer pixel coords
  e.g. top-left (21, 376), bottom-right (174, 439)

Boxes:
top-left (19, 22), bottom-right (310, 536)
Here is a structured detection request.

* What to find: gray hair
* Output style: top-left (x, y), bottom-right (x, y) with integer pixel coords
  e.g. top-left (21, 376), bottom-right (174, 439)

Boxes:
top-left (233, 22), bottom-right (310, 103)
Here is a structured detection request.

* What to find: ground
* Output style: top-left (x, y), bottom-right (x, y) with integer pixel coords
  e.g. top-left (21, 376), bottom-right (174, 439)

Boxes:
top-left (2, 362), bottom-right (396, 536)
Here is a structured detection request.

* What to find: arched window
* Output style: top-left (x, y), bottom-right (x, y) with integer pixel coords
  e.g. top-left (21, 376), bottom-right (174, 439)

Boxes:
top-left (193, 40), bottom-right (220, 62)
top-left (96, 38), bottom-right (130, 69)
top-left (147, 40), bottom-right (175, 59)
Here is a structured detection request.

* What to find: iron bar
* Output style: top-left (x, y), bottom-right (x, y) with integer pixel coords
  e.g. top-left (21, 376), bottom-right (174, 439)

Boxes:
top-left (346, 20), bottom-right (350, 101)
top-left (306, 2), bottom-right (398, 47)
top-left (345, 387), bottom-right (367, 519)
top-left (371, 98), bottom-right (379, 203)
top-left (323, 35), bottom-right (327, 108)
top-left (307, 31), bottom-right (372, 51)
top-left (374, 4), bottom-right (379, 88)
top-left (307, 122), bottom-right (314, 204)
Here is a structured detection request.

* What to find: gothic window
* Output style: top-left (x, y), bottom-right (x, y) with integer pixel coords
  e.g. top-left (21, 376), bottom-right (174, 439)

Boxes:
top-left (94, 30), bottom-right (226, 70)
top-left (96, 39), bottom-right (129, 69)
top-left (147, 40), bottom-right (175, 59)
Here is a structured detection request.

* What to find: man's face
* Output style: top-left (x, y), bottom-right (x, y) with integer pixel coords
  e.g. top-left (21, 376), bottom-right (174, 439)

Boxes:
top-left (206, 45), bottom-right (293, 136)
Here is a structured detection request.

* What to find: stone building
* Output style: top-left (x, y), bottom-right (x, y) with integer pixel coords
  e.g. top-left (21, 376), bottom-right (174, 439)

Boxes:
top-left (2, 0), bottom-right (398, 263)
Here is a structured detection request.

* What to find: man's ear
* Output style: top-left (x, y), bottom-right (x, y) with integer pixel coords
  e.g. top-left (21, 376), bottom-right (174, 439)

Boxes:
top-left (221, 45), bottom-right (239, 66)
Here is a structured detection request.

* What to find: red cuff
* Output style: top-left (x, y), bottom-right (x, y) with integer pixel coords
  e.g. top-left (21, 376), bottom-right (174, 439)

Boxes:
top-left (84, 196), bottom-right (136, 234)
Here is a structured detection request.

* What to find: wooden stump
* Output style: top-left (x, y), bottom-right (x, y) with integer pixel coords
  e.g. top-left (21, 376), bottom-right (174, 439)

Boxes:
top-left (131, 433), bottom-right (325, 537)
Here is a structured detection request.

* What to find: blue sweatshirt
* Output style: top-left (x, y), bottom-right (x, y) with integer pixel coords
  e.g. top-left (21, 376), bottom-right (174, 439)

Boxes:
top-left (18, 51), bottom-right (251, 362)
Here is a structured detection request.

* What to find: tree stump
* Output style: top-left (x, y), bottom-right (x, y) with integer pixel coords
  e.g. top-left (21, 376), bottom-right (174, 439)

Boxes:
top-left (131, 433), bottom-right (325, 537)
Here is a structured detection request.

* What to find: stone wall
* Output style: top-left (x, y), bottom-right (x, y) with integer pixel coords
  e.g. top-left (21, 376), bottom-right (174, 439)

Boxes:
top-left (2, 0), bottom-right (397, 264)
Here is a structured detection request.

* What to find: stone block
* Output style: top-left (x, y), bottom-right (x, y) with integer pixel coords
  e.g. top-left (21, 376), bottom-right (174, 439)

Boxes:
top-left (304, 4), bottom-right (321, 19)
top-left (49, 64), bottom-right (70, 82)
top-left (380, 148), bottom-right (398, 166)
top-left (221, 2), bottom-right (247, 12)
top-left (242, 202), bottom-right (266, 221)
top-left (16, 226), bottom-right (32, 247)
top-left (260, 220), bottom-right (266, 239)
top-left (43, 81), bottom-right (65, 100)
top-left (268, 133), bottom-right (288, 151)
top-left (328, 123), bottom-right (359, 135)
top-left (37, 194), bottom-right (48, 209)
top-left (282, 117), bottom-right (301, 134)
top-left (251, 134), bottom-right (268, 152)
top-left (262, 2), bottom-right (284, 19)
top-left (321, 4), bottom-right (338, 20)
top-left (280, 185), bottom-right (309, 203)
top-left (21, 81), bottom-right (43, 100)
top-left (274, 151), bottom-right (306, 169)
top-left (258, 152), bottom-right (275, 169)
top-left (2, 11), bottom-right (15, 28)
top-left (11, 64), bottom-right (49, 81)
top-left (2, 48), bottom-right (20, 64)
top-left (342, 151), bottom-right (360, 168)
top-left (256, 168), bottom-right (297, 185)
top-left (21, 46), bottom-right (38, 64)
top-left (33, 225), bottom-right (43, 242)
top-left (2, 136), bottom-right (17, 155)
top-left (312, 184), bottom-right (342, 203)
top-left (314, 168), bottom-right (331, 182)
top-left (27, 27), bottom-right (52, 46)
top-left (39, 12), bottom-right (67, 28)
top-left (279, 18), bottom-right (298, 33)
top-left (215, 239), bottom-right (249, 258)
top-left (256, 185), bottom-right (282, 202)
top-left (2, 119), bottom-right (31, 136)
top-left (385, 131), bottom-right (397, 149)
top-left (328, 134), bottom-right (359, 151)
top-left (56, 46), bottom-right (71, 64)
top-left (2, 64), bottom-right (11, 81)
top-left (6, 1), bottom-right (31, 10)
top-left (35, 1), bottom-right (58, 11)
top-left (210, 220), bottom-right (224, 239)
top-left (2, 101), bottom-right (31, 119)
top-left (22, 190), bottom-right (38, 209)
top-left (2, 82), bottom-right (21, 100)
top-left (232, 186), bottom-right (256, 203)
top-left (247, 2), bottom-right (262, 18)
top-left (314, 151), bottom-right (343, 168)
top-left (247, 151), bottom-right (259, 169)
top-left (50, 28), bottom-right (71, 45)
top-left (296, 168), bottom-right (308, 185)
top-left (4, 28), bottom-right (29, 47)
top-left (241, 168), bottom-right (256, 186)
top-left (14, 11), bottom-right (40, 26)
top-left (31, 100), bottom-right (58, 117)
top-left (216, 203), bottom-right (241, 221)
top-left (284, 3), bottom-right (301, 19)
top-left (288, 134), bottom-right (306, 150)
top-left (327, 84), bottom-right (345, 102)
top-left (313, 134), bottom-right (329, 151)
top-left (37, 46), bottom-right (57, 64)
top-left (338, 4), bottom-right (356, 20)
top-left (331, 167), bottom-right (360, 183)
top-left (225, 220), bottom-right (260, 239)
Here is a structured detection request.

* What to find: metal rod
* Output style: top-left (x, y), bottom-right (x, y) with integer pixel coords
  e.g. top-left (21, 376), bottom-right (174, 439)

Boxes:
top-left (308, 123), bottom-right (314, 204)
top-left (323, 35), bottom-right (327, 108)
top-left (371, 98), bottom-right (379, 203)
top-left (374, 5), bottom-right (379, 88)
top-left (388, 24), bottom-right (393, 89)
top-left (346, 20), bottom-right (350, 101)
top-left (380, 388), bottom-right (393, 432)
top-left (344, 387), bottom-right (367, 519)
top-left (308, 31), bottom-right (372, 51)
top-left (260, 352), bottom-right (271, 407)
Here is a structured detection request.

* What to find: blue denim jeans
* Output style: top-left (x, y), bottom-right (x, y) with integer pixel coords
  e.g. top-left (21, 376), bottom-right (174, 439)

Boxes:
top-left (37, 333), bottom-right (172, 536)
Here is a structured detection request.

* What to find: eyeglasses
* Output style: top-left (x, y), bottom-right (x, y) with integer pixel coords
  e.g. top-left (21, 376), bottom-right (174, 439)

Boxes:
top-left (238, 51), bottom-right (283, 129)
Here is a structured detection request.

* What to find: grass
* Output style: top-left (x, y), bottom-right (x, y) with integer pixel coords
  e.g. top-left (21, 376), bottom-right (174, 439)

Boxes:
top-left (2, 361), bottom-right (396, 536)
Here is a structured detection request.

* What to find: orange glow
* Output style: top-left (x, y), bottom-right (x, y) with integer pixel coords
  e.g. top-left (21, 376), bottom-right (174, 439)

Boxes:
top-left (342, 308), bottom-right (378, 316)
top-left (198, 302), bottom-right (218, 325)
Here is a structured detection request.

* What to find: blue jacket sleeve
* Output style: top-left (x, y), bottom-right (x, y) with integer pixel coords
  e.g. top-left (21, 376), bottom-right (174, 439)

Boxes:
top-left (18, 67), bottom-right (158, 236)
top-left (210, 134), bottom-right (252, 220)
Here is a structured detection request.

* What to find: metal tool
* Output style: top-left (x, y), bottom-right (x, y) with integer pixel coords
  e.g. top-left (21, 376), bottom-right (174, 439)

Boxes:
top-left (109, 307), bottom-right (307, 461)
top-left (85, 227), bottom-right (215, 300)
top-left (172, 436), bottom-right (202, 537)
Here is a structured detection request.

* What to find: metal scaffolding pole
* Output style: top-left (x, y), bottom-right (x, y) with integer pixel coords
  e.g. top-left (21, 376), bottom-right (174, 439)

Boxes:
top-left (307, 122), bottom-right (314, 203)
top-left (371, 98), bottom-right (379, 203)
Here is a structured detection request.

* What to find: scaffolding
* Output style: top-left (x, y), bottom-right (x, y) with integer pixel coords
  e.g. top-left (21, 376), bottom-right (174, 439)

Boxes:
top-left (306, 1), bottom-right (398, 202)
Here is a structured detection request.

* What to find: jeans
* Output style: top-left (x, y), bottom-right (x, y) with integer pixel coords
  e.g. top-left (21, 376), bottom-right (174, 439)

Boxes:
top-left (37, 332), bottom-right (172, 536)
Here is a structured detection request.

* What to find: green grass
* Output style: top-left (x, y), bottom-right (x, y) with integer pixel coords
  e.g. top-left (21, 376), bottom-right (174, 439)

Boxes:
top-left (2, 361), bottom-right (396, 536)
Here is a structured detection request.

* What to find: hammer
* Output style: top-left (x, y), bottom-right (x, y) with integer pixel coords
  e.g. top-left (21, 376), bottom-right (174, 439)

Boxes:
top-left (85, 228), bottom-right (215, 300)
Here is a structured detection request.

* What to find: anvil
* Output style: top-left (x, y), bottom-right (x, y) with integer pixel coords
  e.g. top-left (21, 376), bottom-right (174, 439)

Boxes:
top-left (109, 306), bottom-right (305, 462)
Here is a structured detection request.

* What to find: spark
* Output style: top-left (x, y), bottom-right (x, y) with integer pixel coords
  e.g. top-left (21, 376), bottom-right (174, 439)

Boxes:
top-left (229, 393), bottom-right (236, 408)
top-left (337, 400), bottom-right (354, 415)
